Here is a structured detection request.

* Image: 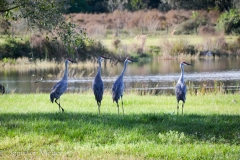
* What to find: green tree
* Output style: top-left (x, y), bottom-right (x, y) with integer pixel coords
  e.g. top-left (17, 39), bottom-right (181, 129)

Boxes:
top-left (161, 0), bottom-right (239, 11)
top-left (0, 0), bottom-right (88, 55)
top-left (128, 0), bottom-right (149, 11)
top-left (217, 9), bottom-right (240, 34)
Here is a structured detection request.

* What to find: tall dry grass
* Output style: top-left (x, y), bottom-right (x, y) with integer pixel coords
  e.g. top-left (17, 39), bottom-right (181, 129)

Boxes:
top-left (71, 10), bottom-right (211, 37)
top-left (160, 38), bottom-right (196, 58)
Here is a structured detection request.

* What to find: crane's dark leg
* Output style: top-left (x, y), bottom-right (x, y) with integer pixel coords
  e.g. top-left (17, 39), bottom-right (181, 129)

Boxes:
top-left (177, 101), bottom-right (179, 116)
top-left (121, 95), bottom-right (124, 115)
top-left (182, 102), bottom-right (184, 115)
top-left (54, 99), bottom-right (61, 111)
top-left (116, 100), bottom-right (119, 115)
top-left (55, 98), bottom-right (64, 112)
top-left (97, 102), bottom-right (101, 115)
top-left (59, 98), bottom-right (64, 112)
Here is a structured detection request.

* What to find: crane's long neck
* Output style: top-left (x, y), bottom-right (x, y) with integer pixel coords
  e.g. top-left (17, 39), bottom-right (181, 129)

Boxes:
top-left (179, 65), bottom-right (184, 82)
top-left (63, 60), bottom-right (68, 80)
top-left (119, 61), bottom-right (128, 79)
top-left (97, 60), bottom-right (102, 76)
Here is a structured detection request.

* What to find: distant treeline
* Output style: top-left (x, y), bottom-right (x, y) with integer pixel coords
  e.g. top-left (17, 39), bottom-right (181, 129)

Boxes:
top-left (67, 0), bottom-right (240, 13)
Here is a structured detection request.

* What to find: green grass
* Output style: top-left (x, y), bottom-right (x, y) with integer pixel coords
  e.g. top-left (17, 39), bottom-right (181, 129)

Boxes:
top-left (100, 35), bottom-right (239, 49)
top-left (0, 36), bottom-right (28, 44)
top-left (0, 93), bottom-right (240, 159)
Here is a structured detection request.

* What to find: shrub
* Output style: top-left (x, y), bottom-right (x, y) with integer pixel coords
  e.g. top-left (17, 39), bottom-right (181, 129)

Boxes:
top-left (226, 36), bottom-right (240, 55)
top-left (0, 38), bottom-right (31, 59)
top-left (30, 35), bottom-right (67, 61)
top-left (197, 35), bottom-right (229, 56)
top-left (198, 25), bottom-right (216, 35)
top-left (0, 35), bottom-right (115, 62)
top-left (112, 38), bottom-right (121, 50)
top-left (175, 11), bottom-right (210, 35)
top-left (175, 19), bottom-right (197, 35)
top-left (217, 9), bottom-right (240, 35)
top-left (160, 39), bottom-right (196, 56)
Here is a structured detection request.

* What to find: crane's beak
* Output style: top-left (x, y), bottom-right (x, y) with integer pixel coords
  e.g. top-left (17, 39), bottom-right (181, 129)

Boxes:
top-left (183, 62), bottom-right (193, 66)
top-left (129, 59), bottom-right (138, 62)
top-left (67, 59), bottom-right (77, 63)
top-left (101, 56), bottom-right (111, 60)
top-left (126, 58), bottom-right (137, 62)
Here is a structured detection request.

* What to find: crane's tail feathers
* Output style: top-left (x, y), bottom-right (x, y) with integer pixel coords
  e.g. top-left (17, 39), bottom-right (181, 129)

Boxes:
top-left (50, 93), bottom-right (54, 103)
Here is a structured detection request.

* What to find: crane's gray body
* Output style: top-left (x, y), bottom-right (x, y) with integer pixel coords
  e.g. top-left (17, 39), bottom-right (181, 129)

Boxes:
top-left (112, 59), bottom-right (132, 115)
top-left (112, 75), bottom-right (124, 104)
top-left (50, 80), bottom-right (68, 103)
top-left (50, 59), bottom-right (72, 112)
top-left (92, 57), bottom-right (106, 114)
top-left (92, 71), bottom-right (104, 104)
top-left (175, 62), bottom-right (192, 115)
top-left (175, 66), bottom-right (187, 103)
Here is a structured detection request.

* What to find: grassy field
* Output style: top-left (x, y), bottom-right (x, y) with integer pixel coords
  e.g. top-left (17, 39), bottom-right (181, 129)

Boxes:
top-left (99, 35), bottom-right (239, 49)
top-left (0, 93), bottom-right (240, 159)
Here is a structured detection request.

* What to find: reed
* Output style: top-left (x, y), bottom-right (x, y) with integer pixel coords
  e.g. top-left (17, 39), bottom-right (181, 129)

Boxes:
top-left (0, 57), bottom-right (113, 72)
top-left (125, 80), bottom-right (240, 96)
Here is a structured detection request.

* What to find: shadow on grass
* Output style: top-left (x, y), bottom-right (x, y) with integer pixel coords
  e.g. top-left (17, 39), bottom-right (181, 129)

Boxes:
top-left (0, 112), bottom-right (239, 144)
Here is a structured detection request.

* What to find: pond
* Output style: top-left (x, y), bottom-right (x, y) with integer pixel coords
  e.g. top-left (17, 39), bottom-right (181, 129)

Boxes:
top-left (0, 57), bottom-right (240, 94)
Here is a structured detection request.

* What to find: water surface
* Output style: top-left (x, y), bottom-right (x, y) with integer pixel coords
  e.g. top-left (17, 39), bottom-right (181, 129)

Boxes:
top-left (0, 57), bottom-right (240, 94)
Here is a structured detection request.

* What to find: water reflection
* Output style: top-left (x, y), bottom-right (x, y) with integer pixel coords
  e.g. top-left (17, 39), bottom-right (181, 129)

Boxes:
top-left (0, 57), bottom-right (240, 94)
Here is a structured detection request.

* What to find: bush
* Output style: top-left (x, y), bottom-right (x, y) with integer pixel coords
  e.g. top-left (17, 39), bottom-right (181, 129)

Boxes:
top-left (175, 11), bottom-right (210, 35)
top-left (217, 9), bottom-right (240, 35)
top-left (198, 25), bottom-right (216, 35)
top-left (112, 38), bottom-right (121, 50)
top-left (160, 39), bottom-right (196, 56)
top-left (0, 36), bottom-right (115, 62)
top-left (226, 36), bottom-right (240, 55)
top-left (175, 19), bottom-right (197, 35)
top-left (0, 38), bottom-right (31, 59)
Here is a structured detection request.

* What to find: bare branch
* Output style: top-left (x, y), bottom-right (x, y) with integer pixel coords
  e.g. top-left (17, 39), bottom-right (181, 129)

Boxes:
top-left (0, 5), bottom-right (20, 13)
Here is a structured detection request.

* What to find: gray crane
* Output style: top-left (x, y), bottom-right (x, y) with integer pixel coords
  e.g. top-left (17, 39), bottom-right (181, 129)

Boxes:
top-left (92, 56), bottom-right (110, 114)
top-left (112, 58), bottom-right (134, 115)
top-left (175, 61), bottom-right (193, 115)
top-left (50, 59), bottom-right (74, 112)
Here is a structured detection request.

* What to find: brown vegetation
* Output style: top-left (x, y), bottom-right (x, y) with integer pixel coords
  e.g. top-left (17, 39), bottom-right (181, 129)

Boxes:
top-left (1, 9), bottom-right (239, 61)
top-left (70, 9), bottom-right (220, 37)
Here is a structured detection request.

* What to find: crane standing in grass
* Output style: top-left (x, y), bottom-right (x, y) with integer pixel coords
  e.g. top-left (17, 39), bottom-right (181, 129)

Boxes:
top-left (175, 62), bottom-right (193, 115)
top-left (92, 56), bottom-right (110, 114)
top-left (112, 58), bottom-right (134, 115)
top-left (50, 58), bottom-right (74, 112)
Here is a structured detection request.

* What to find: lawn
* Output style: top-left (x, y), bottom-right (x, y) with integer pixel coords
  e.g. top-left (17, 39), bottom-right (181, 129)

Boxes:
top-left (0, 93), bottom-right (240, 159)
top-left (99, 35), bottom-right (239, 49)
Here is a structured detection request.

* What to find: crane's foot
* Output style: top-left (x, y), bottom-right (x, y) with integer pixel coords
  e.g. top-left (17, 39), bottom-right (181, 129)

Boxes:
top-left (58, 105), bottom-right (64, 112)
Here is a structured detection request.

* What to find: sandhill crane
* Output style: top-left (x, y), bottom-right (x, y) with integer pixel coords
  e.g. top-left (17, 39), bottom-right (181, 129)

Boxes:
top-left (50, 59), bottom-right (74, 112)
top-left (175, 62), bottom-right (193, 115)
top-left (92, 56), bottom-right (110, 114)
top-left (112, 58), bottom-right (134, 115)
